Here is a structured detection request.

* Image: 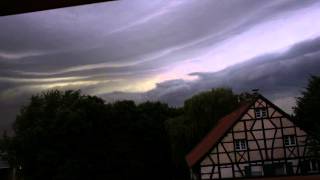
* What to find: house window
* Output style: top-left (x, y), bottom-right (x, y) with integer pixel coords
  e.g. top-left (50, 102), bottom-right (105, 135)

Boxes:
top-left (235, 139), bottom-right (247, 151)
top-left (284, 135), bottom-right (296, 146)
top-left (255, 108), bottom-right (267, 118)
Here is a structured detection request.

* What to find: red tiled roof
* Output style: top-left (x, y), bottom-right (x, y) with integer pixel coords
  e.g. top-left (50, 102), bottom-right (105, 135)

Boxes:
top-left (185, 103), bottom-right (252, 167)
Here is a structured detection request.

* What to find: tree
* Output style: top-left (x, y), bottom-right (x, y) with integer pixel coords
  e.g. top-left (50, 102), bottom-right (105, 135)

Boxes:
top-left (294, 75), bottom-right (320, 136)
top-left (166, 88), bottom-right (241, 180)
top-left (7, 90), bottom-right (110, 180)
top-left (183, 88), bottom-right (239, 144)
top-left (3, 90), bottom-right (177, 180)
top-left (105, 100), bottom-right (176, 180)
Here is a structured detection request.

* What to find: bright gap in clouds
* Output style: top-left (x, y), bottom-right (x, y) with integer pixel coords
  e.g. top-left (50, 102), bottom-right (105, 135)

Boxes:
top-left (155, 3), bottom-right (320, 85)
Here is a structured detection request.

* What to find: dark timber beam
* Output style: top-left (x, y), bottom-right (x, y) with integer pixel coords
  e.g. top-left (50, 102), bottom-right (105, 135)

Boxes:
top-left (1, 0), bottom-right (117, 16)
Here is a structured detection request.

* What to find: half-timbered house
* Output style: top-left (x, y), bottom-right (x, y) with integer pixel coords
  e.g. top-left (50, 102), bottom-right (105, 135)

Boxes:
top-left (186, 94), bottom-right (320, 179)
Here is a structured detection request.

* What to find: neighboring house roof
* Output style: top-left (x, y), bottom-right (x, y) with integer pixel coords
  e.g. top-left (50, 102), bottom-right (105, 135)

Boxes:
top-left (185, 102), bottom-right (252, 167)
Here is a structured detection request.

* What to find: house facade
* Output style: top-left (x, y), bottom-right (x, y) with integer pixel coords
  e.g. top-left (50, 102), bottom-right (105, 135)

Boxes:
top-left (186, 94), bottom-right (320, 179)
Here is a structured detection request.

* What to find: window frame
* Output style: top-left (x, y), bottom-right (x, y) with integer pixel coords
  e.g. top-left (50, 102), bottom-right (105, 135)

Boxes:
top-left (235, 139), bottom-right (247, 151)
top-left (255, 108), bottom-right (267, 118)
top-left (284, 135), bottom-right (296, 147)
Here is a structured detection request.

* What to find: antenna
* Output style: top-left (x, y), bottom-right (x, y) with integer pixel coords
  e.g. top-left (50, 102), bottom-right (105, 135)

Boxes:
top-left (252, 89), bottom-right (259, 95)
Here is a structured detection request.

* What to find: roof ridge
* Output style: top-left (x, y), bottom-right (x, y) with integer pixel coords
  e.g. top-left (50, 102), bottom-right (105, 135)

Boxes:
top-left (185, 102), bottom-right (252, 167)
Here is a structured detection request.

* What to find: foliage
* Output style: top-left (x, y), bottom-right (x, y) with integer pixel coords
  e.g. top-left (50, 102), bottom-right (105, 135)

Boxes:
top-left (294, 75), bottom-right (320, 137)
top-left (293, 75), bottom-right (320, 155)
top-left (3, 90), bottom-right (177, 180)
top-left (166, 88), bottom-right (241, 180)
top-left (183, 88), bottom-right (239, 143)
top-left (166, 116), bottom-right (192, 180)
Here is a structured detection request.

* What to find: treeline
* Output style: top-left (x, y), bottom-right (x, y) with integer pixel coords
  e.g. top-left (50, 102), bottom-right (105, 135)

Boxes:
top-left (0, 76), bottom-right (319, 180)
top-left (1, 91), bottom-right (178, 180)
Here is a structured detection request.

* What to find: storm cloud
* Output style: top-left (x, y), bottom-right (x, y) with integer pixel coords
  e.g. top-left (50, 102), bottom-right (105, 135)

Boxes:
top-left (102, 37), bottom-right (320, 110)
top-left (1, 0), bottom-right (320, 132)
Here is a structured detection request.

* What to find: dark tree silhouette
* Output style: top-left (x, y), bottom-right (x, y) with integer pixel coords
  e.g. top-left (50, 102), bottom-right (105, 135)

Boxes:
top-left (166, 88), bottom-right (240, 180)
top-left (183, 88), bottom-right (239, 144)
top-left (294, 75), bottom-right (320, 137)
top-left (2, 90), bottom-right (176, 180)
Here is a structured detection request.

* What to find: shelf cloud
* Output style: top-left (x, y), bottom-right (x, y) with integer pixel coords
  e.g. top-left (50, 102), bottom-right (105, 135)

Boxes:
top-left (1, 0), bottom-right (320, 132)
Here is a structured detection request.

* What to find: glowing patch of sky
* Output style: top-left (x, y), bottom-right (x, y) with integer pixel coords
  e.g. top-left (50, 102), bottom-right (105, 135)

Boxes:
top-left (0, 79), bottom-right (114, 100)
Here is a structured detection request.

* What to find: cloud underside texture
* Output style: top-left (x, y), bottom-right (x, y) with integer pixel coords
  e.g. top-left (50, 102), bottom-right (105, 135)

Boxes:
top-left (1, 0), bottom-right (320, 132)
top-left (101, 37), bottom-right (320, 110)
top-left (1, 35), bottom-right (320, 133)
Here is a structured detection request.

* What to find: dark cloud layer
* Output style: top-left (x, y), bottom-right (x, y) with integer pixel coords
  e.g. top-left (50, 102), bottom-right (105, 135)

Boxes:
top-left (102, 37), bottom-right (320, 110)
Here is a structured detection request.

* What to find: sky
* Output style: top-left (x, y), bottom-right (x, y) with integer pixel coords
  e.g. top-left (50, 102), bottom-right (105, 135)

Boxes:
top-left (1, 0), bottom-right (320, 132)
